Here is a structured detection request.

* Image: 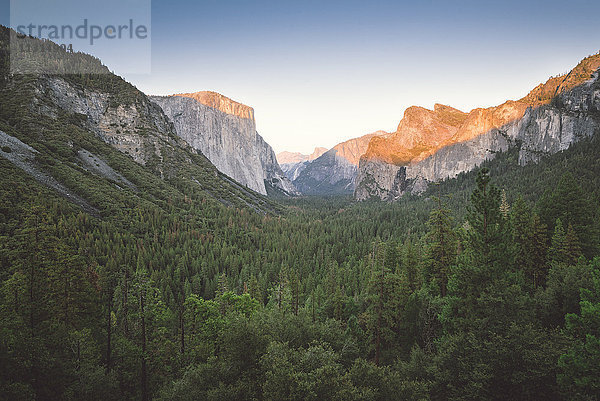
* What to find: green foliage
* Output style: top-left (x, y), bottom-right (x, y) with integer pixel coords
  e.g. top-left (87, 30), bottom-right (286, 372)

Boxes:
top-left (2, 25), bottom-right (600, 400)
top-left (261, 341), bottom-right (347, 401)
top-left (466, 167), bottom-right (512, 270)
top-left (558, 259), bottom-right (600, 400)
top-left (511, 197), bottom-right (549, 289)
top-left (424, 196), bottom-right (457, 296)
top-left (538, 173), bottom-right (600, 259)
top-left (549, 219), bottom-right (583, 266)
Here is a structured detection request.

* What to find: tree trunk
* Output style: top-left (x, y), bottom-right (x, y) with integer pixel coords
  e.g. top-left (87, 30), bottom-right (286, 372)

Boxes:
top-left (106, 294), bottom-right (112, 373)
top-left (293, 279), bottom-right (299, 316)
top-left (179, 305), bottom-right (185, 356)
top-left (123, 269), bottom-right (129, 337)
top-left (375, 262), bottom-right (384, 366)
top-left (140, 287), bottom-right (148, 401)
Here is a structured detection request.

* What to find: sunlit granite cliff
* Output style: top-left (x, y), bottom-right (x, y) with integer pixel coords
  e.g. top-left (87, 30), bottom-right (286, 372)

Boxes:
top-left (293, 131), bottom-right (388, 195)
top-left (355, 53), bottom-right (600, 200)
top-left (151, 92), bottom-right (297, 196)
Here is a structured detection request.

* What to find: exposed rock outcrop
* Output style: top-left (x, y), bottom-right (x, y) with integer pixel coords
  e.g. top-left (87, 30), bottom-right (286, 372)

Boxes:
top-left (0, 26), bottom-right (284, 214)
top-left (42, 77), bottom-right (180, 169)
top-left (151, 92), bottom-right (297, 196)
top-left (355, 53), bottom-right (600, 200)
top-left (277, 147), bottom-right (327, 181)
top-left (363, 105), bottom-right (468, 165)
top-left (280, 160), bottom-right (309, 182)
top-left (0, 130), bottom-right (100, 216)
top-left (277, 151), bottom-right (308, 165)
top-left (293, 131), bottom-right (387, 195)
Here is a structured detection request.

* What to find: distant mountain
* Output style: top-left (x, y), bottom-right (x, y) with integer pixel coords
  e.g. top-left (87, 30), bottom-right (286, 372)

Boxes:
top-left (355, 52), bottom-right (600, 200)
top-left (151, 92), bottom-right (298, 196)
top-left (277, 147), bottom-right (327, 181)
top-left (277, 147), bottom-right (327, 164)
top-left (277, 151), bottom-right (308, 165)
top-left (292, 131), bottom-right (387, 195)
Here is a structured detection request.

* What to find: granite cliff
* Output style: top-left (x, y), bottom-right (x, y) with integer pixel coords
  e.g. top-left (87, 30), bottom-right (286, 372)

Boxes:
top-left (293, 131), bottom-right (387, 195)
top-left (355, 53), bottom-right (600, 200)
top-left (42, 77), bottom-right (181, 171)
top-left (277, 147), bottom-right (327, 181)
top-left (0, 27), bottom-right (280, 214)
top-left (151, 92), bottom-right (297, 196)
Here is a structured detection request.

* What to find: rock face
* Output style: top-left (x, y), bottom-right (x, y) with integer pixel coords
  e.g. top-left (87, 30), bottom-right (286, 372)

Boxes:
top-left (0, 26), bottom-right (285, 216)
top-left (293, 131), bottom-right (387, 195)
top-left (0, 130), bottom-right (100, 216)
top-left (355, 53), bottom-right (600, 200)
top-left (280, 161), bottom-right (308, 182)
top-left (150, 92), bottom-right (297, 196)
top-left (36, 77), bottom-right (280, 209)
top-left (277, 147), bottom-right (327, 181)
top-left (277, 151), bottom-right (308, 165)
top-left (363, 105), bottom-right (469, 165)
top-left (277, 147), bottom-right (327, 165)
top-left (42, 77), bottom-right (180, 169)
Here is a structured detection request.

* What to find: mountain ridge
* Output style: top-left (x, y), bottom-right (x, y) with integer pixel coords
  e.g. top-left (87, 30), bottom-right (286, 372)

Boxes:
top-left (355, 52), bottom-right (600, 200)
top-left (172, 91), bottom-right (255, 120)
top-left (277, 147), bottom-right (328, 182)
top-left (277, 147), bottom-right (327, 165)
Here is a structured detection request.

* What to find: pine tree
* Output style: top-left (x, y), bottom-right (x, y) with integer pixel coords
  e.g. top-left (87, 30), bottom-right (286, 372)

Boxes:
top-left (248, 274), bottom-right (262, 304)
top-left (289, 268), bottom-right (300, 316)
top-left (564, 223), bottom-right (582, 264)
top-left (528, 213), bottom-right (549, 288)
top-left (277, 266), bottom-right (288, 312)
top-left (217, 272), bottom-right (228, 297)
top-left (384, 241), bottom-right (400, 272)
top-left (538, 172), bottom-right (599, 258)
top-left (136, 268), bottom-right (150, 401)
top-left (425, 197), bottom-right (457, 296)
top-left (401, 238), bottom-right (421, 292)
top-left (511, 197), bottom-right (548, 288)
top-left (365, 249), bottom-right (407, 366)
top-left (500, 189), bottom-right (510, 219)
top-left (466, 168), bottom-right (511, 273)
top-left (558, 260), bottom-right (600, 399)
top-left (549, 219), bottom-right (571, 265)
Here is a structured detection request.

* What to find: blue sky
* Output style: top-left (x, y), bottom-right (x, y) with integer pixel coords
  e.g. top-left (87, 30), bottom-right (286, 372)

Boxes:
top-left (3, 0), bottom-right (600, 153)
top-left (7, 0), bottom-right (151, 74)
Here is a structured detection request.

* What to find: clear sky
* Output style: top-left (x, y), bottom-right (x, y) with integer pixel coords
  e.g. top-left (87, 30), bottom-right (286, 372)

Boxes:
top-left (2, 0), bottom-right (600, 154)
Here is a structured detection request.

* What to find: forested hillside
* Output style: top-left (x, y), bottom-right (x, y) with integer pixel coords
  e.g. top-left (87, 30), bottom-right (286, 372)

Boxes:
top-left (1, 26), bottom-right (600, 401)
top-left (3, 122), bottom-right (600, 400)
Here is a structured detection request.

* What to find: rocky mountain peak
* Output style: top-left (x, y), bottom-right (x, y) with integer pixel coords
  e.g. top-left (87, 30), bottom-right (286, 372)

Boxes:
top-left (520, 53), bottom-right (600, 106)
top-left (363, 105), bottom-right (467, 166)
top-left (309, 147), bottom-right (328, 161)
top-left (361, 52), bottom-right (600, 172)
top-left (333, 131), bottom-right (387, 165)
top-left (173, 91), bottom-right (255, 120)
top-left (276, 151), bottom-right (307, 165)
top-left (277, 147), bottom-right (328, 165)
top-left (289, 131), bottom-right (388, 195)
top-left (355, 51), bottom-right (600, 201)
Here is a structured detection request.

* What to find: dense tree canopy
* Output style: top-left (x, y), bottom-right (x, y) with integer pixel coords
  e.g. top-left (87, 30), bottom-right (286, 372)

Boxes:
top-left (2, 143), bottom-right (600, 400)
